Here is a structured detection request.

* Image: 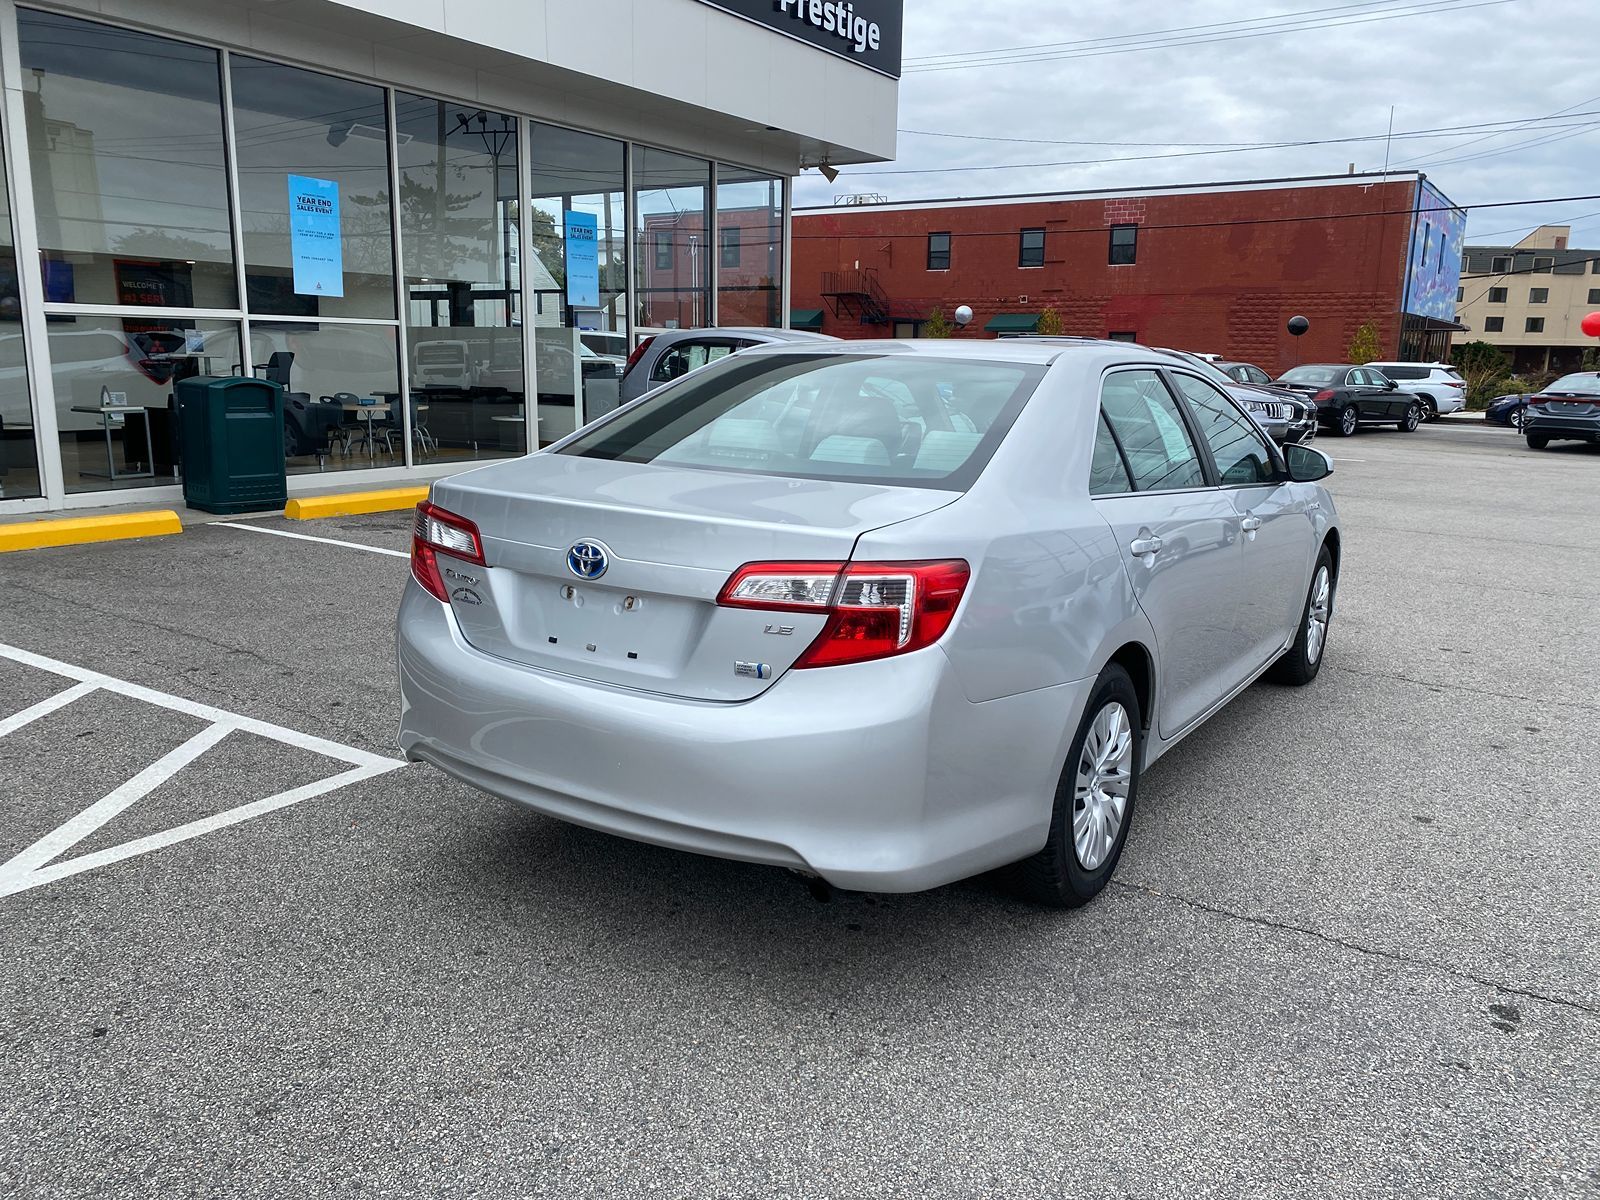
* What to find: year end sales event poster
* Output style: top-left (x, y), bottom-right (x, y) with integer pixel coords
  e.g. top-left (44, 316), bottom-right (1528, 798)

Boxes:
top-left (288, 174), bottom-right (344, 297)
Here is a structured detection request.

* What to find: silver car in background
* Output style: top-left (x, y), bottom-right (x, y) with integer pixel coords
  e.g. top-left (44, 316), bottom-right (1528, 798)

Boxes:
top-left (398, 341), bottom-right (1341, 906)
top-left (619, 327), bottom-right (835, 405)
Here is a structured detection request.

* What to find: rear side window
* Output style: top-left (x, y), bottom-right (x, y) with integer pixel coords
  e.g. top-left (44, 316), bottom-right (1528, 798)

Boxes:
top-left (560, 353), bottom-right (1045, 490)
top-left (1376, 364), bottom-right (1427, 380)
top-left (1169, 373), bottom-right (1276, 486)
top-left (650, 340), bottom-right (741, 383)
top-left (1099, 370), bottom-right (1206, 492)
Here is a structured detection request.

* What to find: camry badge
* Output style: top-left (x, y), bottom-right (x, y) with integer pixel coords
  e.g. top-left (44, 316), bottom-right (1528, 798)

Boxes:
top-left (567, 539), bottom-right (610, 580)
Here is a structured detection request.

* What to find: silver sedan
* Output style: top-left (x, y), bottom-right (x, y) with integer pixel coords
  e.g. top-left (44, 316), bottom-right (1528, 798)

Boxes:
top-left (397, 340), bottom-right (1340, 906)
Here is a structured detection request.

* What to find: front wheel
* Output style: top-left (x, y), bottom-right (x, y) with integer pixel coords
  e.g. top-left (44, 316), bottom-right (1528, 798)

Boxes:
top-left (1015, 665), bottom-right (1141, 908)
top-left (1398, 401), bottom-right (1422, 432)
top-left (1334, 405), bottom-right (1359, 437)
top-left (1267, 548), bottom-right (1334, 686)
top-left (1526, 433), bottom-right (1550, 450)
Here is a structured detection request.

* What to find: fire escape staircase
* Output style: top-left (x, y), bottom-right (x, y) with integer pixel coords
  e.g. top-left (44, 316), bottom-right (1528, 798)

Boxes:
top-left (819, 268), bottom-right (892, 326)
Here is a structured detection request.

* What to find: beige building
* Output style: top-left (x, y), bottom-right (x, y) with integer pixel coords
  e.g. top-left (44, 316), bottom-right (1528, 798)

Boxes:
top-left (1453, 225), bottom-right (1600, 372)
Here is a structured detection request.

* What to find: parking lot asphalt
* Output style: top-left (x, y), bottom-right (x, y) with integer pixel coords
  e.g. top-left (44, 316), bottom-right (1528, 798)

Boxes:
top-left (1, 419), bottom-right (1596, 1199)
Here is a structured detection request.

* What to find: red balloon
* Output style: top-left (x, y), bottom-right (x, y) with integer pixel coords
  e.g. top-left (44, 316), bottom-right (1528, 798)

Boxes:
top-left (1582, 311), bottom-right (1600, 338)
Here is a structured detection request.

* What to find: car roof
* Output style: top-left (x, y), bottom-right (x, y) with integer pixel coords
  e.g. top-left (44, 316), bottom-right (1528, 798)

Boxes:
top-left (1367, 360), bottom-right (1453, 368)
top-left (1285, 363), bottom-right (1354, 370)
top-left (649, 327), bottom-right (835, 344)
top-left (732, 336), bottom-right (1227, 369)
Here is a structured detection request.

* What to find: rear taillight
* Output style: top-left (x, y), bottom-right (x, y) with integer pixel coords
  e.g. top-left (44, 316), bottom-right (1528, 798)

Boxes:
top-left (1312, 389), bottom-right (1336, 402)
top-left (623, 335), bottom-right (655, 377)
top-left (718, 559), bottom-right (971, 669)
top-left (1526, 396), bottom-right (1547, 405)
top-left (411, 501), bottom-right (485, 602)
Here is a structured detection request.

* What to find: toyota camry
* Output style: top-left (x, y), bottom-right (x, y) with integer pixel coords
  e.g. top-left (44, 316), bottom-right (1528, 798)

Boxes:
top-left (397, 339), bottom-right (1341, 906)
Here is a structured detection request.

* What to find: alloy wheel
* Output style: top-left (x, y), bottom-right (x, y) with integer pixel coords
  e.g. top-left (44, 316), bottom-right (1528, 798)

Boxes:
top-left (1073, 701), bottom-right (1133, 871)
top-left (1306, 565), bottom-right (1332, 664)
top-left (1511, 407), bottom-right (1527, 430)
top-left (1340, 406), bottom-right (1358, 436)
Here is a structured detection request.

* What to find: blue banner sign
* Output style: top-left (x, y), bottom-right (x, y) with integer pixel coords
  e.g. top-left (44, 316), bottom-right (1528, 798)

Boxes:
top-left (564, 210), bottom-right (600, 309)
top-left (288, 174), bottom-right (344, 298)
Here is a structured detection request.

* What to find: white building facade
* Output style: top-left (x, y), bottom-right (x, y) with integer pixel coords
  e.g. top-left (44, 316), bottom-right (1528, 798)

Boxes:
top-left (0, 0), bottom-right (901, 512)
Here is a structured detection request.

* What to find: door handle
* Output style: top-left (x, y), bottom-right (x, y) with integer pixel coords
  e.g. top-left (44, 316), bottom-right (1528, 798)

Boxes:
top-left (1241, 516), bottom-right (1262, 533)
top-left (1129, 535), bottom-right (1163, 557)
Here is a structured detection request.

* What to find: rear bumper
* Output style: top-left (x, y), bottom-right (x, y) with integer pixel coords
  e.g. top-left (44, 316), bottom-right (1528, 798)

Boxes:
top-left (396, 583), bottom-right (1087, 892)
top-left (1526, 415), bottom-right (1600, 439)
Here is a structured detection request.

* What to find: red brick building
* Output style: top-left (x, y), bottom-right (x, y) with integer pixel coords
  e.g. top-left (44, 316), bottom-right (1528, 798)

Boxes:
top-left (791, 171), bottom-right (1465, 372)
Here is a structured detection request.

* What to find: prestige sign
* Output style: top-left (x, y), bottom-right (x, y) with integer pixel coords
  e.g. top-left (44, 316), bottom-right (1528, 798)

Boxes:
top-left (697, 0), bottom-right (903, 78)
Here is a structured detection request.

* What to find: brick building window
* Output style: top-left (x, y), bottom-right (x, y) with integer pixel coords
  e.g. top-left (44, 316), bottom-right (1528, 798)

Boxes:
top-left (719, 226), bottom-right (740, 268)
top-left (1529, 287), bottom-right (1548, 303)
top-left (1019, 228), bottom-right (1045, 268)
top-left (654, 230), bottom-right (672, 270)
top-left (1108, 224), bottom-right (1137, 265)
top-left (927, 231), bottom-right (950, 270)
top-left (1487, 287), bottom-right (1507, 303)
top-left (1484, 317), bottom-right (1504, 332)
top-left (1525, 317), bottom-right (1544, 333)
top-left (1108, 330), bottom-right (1137, 342)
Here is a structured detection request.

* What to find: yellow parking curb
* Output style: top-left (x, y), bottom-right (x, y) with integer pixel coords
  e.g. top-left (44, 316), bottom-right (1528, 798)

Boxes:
top-left (0, 510), bottom-right (183, 553)
top-left (284, 486), bottom-right (428, 521)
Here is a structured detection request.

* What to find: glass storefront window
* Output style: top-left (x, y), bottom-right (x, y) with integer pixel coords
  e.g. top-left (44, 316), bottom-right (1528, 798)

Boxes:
top-left (530, 124), bottom-right (628, 445)
top-left (48, 317), bottom-right (241, 493)
top-left (231, 57), bottom-right (394, 321)
top-left (397, 96), bottom-right (524, 461)
top-left (249, 322), bottom-right (400, 473)
top-left (634, 147), bottom-right (710, 333)
top-left (715, 168), bottom-right (783, 329)
top-left (18, 12), bottom-right (236, 310)
top-left (0, 113), bottom-right (39, 500)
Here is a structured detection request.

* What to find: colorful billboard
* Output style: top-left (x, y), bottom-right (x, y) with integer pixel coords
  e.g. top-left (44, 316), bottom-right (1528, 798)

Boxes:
top-left (1404, 181), bottom-right (1466, 322)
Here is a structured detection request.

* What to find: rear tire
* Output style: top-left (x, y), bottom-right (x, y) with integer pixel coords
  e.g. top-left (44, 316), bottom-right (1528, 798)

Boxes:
top-left (1510, 406), bottom-right (1528, 430)
top-left (1398, 401), bottom-right (1422, 432)
top-left (1334, 405), bottom-right (1359, 437)
top-left (1526, 433), bottom-right (1550, 450)
top-left (1418, 396), bottom-right (1439, 421)
top-left (1267, 547), bottom-right (1334, 687)
top-left (1015, 665), bottom-right (1141, 909)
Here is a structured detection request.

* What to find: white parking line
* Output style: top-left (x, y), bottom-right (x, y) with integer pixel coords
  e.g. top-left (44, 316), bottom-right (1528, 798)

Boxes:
top-left (0, 642), bottom-right (405, 899)
top-left (213, 520), bottom-right (410, 559)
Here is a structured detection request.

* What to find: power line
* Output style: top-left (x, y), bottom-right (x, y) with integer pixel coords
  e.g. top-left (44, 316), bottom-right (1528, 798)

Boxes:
top-left (1395, 93), bottom-right (1600, 170)
top-left (903, 0), bottom-right (1514, 73)
top-left (846, 114), bottom-right (1600, 178)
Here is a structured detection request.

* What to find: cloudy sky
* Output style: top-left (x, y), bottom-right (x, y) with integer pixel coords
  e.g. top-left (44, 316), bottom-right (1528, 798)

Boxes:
top-left (791, 0), bottom-right (1598, 245)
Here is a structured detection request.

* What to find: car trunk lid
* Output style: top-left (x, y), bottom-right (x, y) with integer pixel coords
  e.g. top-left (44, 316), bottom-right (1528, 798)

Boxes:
top-left (429, 455), bottom-right (959, 701)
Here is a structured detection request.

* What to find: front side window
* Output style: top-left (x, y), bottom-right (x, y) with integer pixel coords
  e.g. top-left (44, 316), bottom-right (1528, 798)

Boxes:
top-left (1530, 287), bottom-right (1549, 304)
top-left (1169, 373), bottom-right (1275, 486)
top-left (1098, 370), bottom-right (1205, 492)
top-left (1109, 224), bottom-right (1138, 265)
top-left (1019, 228), bottom-right (1045, 268)
top-left (561, 353), bottom-right (1044, 490)
top-left (1526, 317), bottom-right (1545, 333)
top-left (1488, 287), bottom-right (1508, 303)
top-left (927, 232), bottom-right (951, 271)
top-left (1089, 414), bottom-right (1132, 495)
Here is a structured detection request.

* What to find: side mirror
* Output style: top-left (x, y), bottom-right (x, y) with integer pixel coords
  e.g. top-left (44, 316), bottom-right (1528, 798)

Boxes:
top-left (1280, 441), bottom-right (1331, 483)
top-left (1284, 442), bottom-right (1333, 483)
top-left (1384, 378), bottom-right (1397, 390)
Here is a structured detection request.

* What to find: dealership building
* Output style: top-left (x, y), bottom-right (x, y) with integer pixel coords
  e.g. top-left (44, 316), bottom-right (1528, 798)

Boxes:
top-left (0, 0), bottom-right (902, 513)
top-left (791, 171), bottom-right (1465, 373)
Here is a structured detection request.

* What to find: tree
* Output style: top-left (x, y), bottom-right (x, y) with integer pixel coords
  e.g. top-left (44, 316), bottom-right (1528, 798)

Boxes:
top-left (923, 306), bottom-right (953, 338)
top-left (1036, 306), bottom-right (1063, 336)
top-left (1449, 340), bottom-right (1510, 406)
top-left (1346, 320), bottom-right (1381, 365)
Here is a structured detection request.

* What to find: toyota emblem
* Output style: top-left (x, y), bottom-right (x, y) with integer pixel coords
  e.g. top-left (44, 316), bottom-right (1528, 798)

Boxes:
top-left (567, 540), bottom-right (610, 580)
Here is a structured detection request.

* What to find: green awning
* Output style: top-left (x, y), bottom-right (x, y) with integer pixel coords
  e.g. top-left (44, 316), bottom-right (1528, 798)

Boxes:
top-left (790, 309), bottom-right (825, 331)
top-left (984, 312), bottom-right (1041, 334)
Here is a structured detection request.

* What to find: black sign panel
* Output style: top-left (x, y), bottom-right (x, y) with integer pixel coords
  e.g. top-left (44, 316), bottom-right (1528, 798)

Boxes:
top-left (698, 0), bottom-right (904, 78)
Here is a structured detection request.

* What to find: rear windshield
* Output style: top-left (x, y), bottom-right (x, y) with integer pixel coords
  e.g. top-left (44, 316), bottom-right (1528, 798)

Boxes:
top-left (1545, 373), bottom-right (1600, 395)
top-left (557, 352), bottom-right (1045, 490)
top-left (1280, 366), bottom-right (1341, 384)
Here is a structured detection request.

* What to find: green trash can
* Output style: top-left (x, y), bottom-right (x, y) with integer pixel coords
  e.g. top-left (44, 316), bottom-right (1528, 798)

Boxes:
top-left (175, 375), bottom-right (288, 514)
